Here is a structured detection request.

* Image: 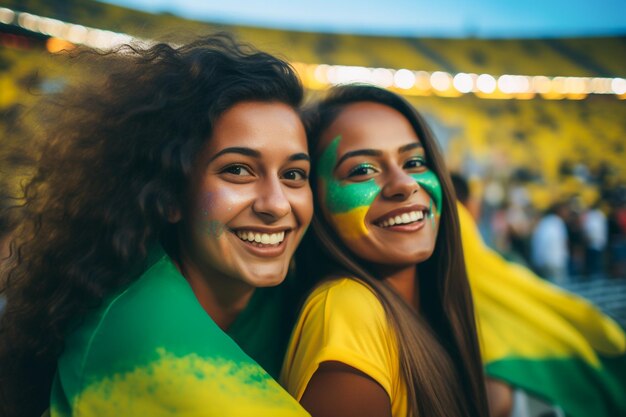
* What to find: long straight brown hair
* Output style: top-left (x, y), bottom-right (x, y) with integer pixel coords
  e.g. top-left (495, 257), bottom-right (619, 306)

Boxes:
top-left (297, 85), bottom-right (489, 417)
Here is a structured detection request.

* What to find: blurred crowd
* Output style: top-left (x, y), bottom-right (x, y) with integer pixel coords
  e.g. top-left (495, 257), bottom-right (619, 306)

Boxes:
top-left (472, 166), bottom-right (626, 284)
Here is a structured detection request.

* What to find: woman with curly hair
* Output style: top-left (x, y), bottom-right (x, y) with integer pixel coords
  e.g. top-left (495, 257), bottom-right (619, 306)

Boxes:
top-left (281, 85), bottom-right (489, 417)
top-left (0, 35), bottom-right (312, 417)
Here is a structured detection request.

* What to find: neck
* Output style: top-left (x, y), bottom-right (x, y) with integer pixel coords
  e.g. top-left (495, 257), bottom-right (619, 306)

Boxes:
top-left (376, 264), bottom-right (419, 310)
top-left (177, 255), bottom-right (255, 331)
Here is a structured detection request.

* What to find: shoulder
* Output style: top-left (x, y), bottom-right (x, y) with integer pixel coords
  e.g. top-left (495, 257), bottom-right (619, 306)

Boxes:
top-left (282, 277), bottom-right (397, 401)
top-left (58, 255), bottom-right (242, 389)
top-left (57, 257), bottom-right (309, 416)
top-left (304, 277), bottom-right (386, 322)
top-left (77, 256), bottom-right (213, 352)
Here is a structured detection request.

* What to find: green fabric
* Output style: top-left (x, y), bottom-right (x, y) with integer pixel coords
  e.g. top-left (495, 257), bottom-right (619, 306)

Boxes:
top-left (50, 247), bottom-right (308, 417)
top-left (228, 279), bottom-right (300, 379)
top-left (487, 356), bottom-right (626, 417)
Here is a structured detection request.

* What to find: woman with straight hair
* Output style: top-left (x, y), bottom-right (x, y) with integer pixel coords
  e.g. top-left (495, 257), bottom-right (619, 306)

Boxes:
top-left (0, 34), bottom-right (312, 417)
top-left (281, 85), bottom-right (489, 417)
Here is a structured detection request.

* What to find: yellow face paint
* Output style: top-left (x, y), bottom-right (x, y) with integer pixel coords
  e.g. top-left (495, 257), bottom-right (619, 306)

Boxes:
top-left (328, 207), bottom-right (370, 240)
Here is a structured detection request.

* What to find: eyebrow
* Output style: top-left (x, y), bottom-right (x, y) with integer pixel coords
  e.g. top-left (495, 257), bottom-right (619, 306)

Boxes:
top-left (398, 143), bottom-right (423, 153)
top-left (289, 153), bottom-right (311, 162)
top-left (336, 149), bottom-right (383, 167)
top-left (209, 147), bottom-right (310, 163)
top-left (335, 143), bottom-right (423, 167)
top-left (209, 147), bottom-right (261, 162)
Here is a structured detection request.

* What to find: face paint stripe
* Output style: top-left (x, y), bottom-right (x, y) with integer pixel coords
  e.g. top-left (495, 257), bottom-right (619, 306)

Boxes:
top-left (328, 207), bottom-right (370, 240)
top-left (318, 136), bottom-right (382, 215)
top-left (409, 171), bottom-right (443, 216)
top-left (429, 199), bottom-right (436, 229)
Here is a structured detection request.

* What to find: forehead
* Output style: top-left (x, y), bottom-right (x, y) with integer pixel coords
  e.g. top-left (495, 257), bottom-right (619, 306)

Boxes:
top-left (209, 100), bottom-right (306, 154)
top-left (317, 101), bottom-right (421, 155)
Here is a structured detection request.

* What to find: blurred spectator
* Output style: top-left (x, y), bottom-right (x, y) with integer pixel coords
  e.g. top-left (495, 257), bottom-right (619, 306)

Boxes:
top-left (491, 205), bottom-right (510, 255)
top-left (482, 178), bottom-right (507, 250)
top-left (608, 196), bottom-right (626, 277)
top-left (505, 201), bottom-right (531, 265)
top-left (450, 172), bottom-right (481, 220)
top-left (564, 198), bottom-right (586, 277)
top-left (531, 203), bottom-right (569, 283)
top-left (582, 200), bottom-right (608, 279)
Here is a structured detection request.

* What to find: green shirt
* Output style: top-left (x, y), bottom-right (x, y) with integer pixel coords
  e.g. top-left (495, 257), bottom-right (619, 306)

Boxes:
top-left (50, 247), bottom-right (308, 417)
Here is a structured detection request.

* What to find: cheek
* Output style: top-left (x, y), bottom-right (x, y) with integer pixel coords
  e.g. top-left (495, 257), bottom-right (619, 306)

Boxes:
top-left (318, 176), bottom-right (380, 241)
top-left (291, 187), bottom-right (314, 226)
top-left (195, 188), bottom-right (246, 238)
top-left (411, 171), bottom-right (443, 215)
top-left (325, 179), bottom-right (380, 214)
top-left (318, 181), bottom-right (369, 241)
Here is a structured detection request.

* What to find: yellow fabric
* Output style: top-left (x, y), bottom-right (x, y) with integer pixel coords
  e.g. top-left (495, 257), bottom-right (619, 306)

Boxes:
top-left (457, 203), bottom-right (626, 366)
top-left (281, 278), bottom-right (407, 417)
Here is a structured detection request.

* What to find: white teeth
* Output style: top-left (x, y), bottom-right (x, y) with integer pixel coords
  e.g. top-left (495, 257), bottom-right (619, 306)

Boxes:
top-left (377, 210), bottom-right (427, 228)
top-left (235, 230), bottom-right (286, 245)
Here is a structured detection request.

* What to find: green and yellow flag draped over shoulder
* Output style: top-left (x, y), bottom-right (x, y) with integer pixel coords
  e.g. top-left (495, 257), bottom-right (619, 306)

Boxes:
top-left (50, 247), bottom-right (309, 417)
top-left (458, 203), bottom-right (626, 417)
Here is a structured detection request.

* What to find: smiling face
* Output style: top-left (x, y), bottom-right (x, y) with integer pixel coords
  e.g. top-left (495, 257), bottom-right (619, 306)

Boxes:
top-left (177, 101), bottom-right (312, 291)
top-left (315, 101), bottom-right (442, 267)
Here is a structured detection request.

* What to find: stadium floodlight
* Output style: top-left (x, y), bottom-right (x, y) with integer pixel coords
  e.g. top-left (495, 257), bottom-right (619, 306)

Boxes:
top-left (477, 74), bottom-right (497, 94)
top-left (394, 69), bottom-right (416, 89)
top-left (1, 6), bottom-right (624, 100)
top-left (372, 68), bottom-right (394, 88)
top-left (431, 71), bottom-right (452, 92)
top-left (532, 76), bottom-right (552, 94)
top-left (453, 73), bottom-right (474, 93)
top-left (611, 78), bottom-right (626, 95)
top-left (0, 7), bottom-right (15, 24)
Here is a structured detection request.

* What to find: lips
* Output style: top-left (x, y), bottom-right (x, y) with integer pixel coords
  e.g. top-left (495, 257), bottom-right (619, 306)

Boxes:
top-left (374, 205), bottom-right (430, 229)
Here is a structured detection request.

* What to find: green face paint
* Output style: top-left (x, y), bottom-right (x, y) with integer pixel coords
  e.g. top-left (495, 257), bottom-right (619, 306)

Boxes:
top-left (317, 135), bottom-right (444, 218)
top-left (203, 219), bottom-right (225, 239)
top-left (429, 199), bottom-right (436, 229)
top-left (409, 170), bottom-right (442, 216)
top-left (317, 136), bottom-right (381, 215)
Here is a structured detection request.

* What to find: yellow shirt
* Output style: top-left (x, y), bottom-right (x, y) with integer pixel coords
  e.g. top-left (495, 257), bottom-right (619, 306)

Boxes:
top-left (281, 278), bottom-right (408, 417)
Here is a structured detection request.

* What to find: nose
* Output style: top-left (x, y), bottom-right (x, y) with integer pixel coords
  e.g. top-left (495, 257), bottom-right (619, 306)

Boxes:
top-left (381, 166), bottom-right (419, 201)
top-left (252, 177), bottom-right (291, 222)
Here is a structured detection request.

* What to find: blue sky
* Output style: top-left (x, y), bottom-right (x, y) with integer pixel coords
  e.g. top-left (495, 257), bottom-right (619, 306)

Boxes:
top-left (100, 0), bottom-right (626, 38)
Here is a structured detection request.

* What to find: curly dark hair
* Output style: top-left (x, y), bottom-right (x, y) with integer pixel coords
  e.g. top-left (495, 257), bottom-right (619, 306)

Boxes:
top-left (0, 33), bottom-right (303, 417)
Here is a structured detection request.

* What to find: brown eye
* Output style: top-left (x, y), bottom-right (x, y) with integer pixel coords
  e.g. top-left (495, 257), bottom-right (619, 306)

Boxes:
top-left (222, 165), bottom-right (253, 176)
top-left (404, 157), bottom-right (426, 170)
top-left (348, 163), bottom-right (377, 178)
top-left (283, 169), bottom-right (308, 181)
